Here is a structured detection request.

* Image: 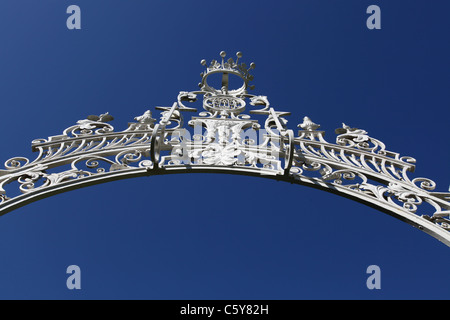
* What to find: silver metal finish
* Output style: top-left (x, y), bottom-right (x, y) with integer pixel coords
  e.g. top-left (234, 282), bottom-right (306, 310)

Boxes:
top-left (1, 51), bottom-right (449, 246)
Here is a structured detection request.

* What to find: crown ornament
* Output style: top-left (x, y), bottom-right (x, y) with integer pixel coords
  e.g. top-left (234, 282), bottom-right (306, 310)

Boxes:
top-left (199, 51), bottom-right (255, 95)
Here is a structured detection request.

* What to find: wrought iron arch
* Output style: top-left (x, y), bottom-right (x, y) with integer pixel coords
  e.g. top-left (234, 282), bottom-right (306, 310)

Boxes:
top-left (1, 51), bottom-right (449, 246)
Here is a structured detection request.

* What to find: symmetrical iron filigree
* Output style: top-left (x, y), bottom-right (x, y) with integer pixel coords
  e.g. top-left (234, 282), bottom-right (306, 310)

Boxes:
top-left (1, 51), bottom-right (449, 246)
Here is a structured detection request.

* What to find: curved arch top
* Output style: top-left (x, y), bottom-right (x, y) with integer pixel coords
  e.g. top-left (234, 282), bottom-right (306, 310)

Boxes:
top-left (1, 51), bottom-right (449, 246)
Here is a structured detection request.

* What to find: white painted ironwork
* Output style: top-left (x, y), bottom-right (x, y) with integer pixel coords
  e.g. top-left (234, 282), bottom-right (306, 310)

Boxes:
top-left (1, 51), bottom-right (449, 246)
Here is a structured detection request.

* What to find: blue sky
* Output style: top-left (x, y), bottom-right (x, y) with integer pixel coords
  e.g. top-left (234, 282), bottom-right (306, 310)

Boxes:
top-left (0, 0), bottom-right (449, 299)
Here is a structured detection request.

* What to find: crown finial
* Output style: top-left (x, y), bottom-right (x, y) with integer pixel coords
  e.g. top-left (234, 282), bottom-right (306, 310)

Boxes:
top-left (199, 50), bottom-right (255, 95)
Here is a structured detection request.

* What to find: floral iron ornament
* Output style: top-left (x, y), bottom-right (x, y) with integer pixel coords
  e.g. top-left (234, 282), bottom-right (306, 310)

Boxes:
top-left (0, 51), bottom-right (449, 246)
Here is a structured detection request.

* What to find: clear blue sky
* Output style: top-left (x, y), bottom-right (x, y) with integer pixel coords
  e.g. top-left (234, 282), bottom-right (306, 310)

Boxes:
top-left (0, 0), bottom-right (449, 299)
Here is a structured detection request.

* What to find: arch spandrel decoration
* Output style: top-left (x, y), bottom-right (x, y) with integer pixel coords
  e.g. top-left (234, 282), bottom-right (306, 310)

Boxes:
top-left (1, 51), bottom-right (449, 246)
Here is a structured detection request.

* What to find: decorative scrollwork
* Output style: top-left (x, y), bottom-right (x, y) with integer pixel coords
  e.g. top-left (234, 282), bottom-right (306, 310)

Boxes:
top-left (4, 157), bottom-right (30, 170)
top-left (411, 177), bottom-right (437, 191)
top-left (64, 121), bottom-right (115, 138)
top-left (335, 123), bottom-right (386, 154)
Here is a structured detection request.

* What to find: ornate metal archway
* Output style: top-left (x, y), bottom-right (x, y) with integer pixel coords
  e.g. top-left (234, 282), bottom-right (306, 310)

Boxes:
top-left (1, 51), bottom-right (449, 246)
